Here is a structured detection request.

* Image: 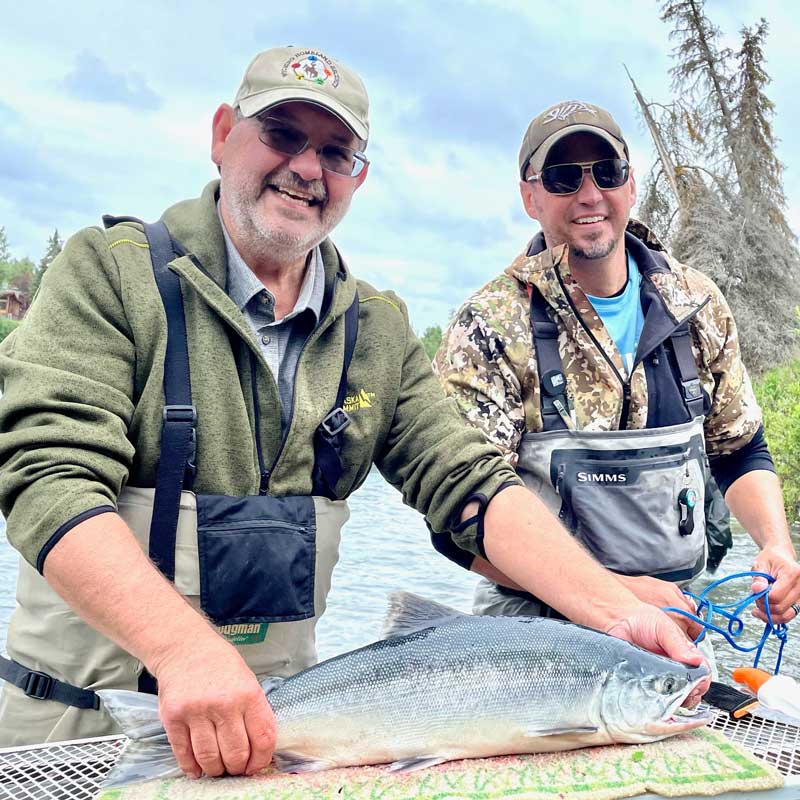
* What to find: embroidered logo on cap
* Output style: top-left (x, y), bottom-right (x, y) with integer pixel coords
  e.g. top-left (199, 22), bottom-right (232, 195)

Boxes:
top-left (543, 102), bottom-right (597, 124)
top-left (282, 51), bottom-right (339, 87)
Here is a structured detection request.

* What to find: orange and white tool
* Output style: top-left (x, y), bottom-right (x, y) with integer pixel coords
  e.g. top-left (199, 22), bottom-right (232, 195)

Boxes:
top-left (732, 667), bottom-right (800, 720)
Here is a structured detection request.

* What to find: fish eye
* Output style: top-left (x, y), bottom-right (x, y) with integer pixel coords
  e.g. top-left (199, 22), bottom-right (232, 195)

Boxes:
top-left (657, 676), bottom-right (677, 695)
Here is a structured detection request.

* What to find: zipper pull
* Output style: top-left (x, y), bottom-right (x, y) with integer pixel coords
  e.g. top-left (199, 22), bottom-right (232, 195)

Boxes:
top-left (556, 464), bottom-right (565, 496)
top-left (259, 470), bottom-right (270, 495)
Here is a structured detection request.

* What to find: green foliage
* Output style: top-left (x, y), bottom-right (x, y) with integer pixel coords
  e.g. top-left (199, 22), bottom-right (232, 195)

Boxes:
top-left (1, 257), bottom-right (35, 294)
top-left (420, 325), bottom-right (443, 361)
top-left (0, 317), bottom-right (20, 343)
top-left (753, 360), bottom-right (800, 521)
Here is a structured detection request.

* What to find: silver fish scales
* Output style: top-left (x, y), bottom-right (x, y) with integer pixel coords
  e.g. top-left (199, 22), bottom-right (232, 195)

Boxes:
top-left (100, 592), bottom-right (710, 785)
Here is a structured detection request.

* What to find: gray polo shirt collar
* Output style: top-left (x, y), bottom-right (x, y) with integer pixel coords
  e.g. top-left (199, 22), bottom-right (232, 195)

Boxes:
top-left (218, 204), bottom-right (325, 326)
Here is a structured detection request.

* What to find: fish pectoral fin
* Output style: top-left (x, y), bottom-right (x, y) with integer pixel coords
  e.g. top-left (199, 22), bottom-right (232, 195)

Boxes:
top-left (259, 676), bottom-right (286, 695)
top-left (525, 726), bottom-right (599, 737)
top-left (273, 751), bottom-right (336, 773)
top-left (383, 592), bottom-right (467, 638)
top-left (388, 755), bottom-right (449, 773)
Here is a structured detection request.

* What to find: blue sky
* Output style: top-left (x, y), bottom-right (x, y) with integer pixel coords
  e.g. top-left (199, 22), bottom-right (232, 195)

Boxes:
top-left (2, 0), bottom-right (798, 332)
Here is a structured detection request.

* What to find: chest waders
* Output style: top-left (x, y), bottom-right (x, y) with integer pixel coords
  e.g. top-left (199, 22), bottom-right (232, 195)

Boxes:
top-left (475, 253), bottom-right (709, 620)
top-left (0, 221), bottom-right (357, 746)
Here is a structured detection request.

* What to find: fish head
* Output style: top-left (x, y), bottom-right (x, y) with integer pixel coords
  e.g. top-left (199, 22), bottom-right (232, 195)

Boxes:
top-left (600, 652), bottom-right (712, 743)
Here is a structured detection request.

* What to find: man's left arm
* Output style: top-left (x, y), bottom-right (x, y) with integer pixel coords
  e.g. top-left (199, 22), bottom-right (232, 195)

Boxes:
top-left (697, 275), bottom-right (799, 622)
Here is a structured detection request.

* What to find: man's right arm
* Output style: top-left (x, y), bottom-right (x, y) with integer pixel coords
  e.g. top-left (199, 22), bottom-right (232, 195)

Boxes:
top-left (43, 512), bottom-right (276, 778)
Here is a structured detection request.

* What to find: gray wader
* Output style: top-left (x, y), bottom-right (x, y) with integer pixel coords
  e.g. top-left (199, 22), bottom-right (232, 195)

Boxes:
top-left (0, 221), bottom-right (358, 745)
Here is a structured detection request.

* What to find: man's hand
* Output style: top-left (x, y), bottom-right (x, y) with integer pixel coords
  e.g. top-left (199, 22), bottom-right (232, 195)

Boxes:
top-left (606, 605), bottom-right (711, 706)
top-left (154, 639), bottom-right (276, 779)
top-left (616, 575), bottom-right (703, 640)
top-left (751, 544), bottom-right (800, 624)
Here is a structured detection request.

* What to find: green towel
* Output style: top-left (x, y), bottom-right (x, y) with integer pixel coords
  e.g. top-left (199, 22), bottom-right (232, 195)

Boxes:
top-left (97, 729), bottom-right (783, 800)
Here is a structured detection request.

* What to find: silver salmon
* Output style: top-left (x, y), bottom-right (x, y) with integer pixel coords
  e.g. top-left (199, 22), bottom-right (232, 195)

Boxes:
top-left (100, 592), bottom-right (710, 785)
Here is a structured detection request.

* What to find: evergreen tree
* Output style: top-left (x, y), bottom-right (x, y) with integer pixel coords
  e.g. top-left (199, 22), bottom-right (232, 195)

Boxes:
top-left (732, 20), bottom-right (793, 238)
top-left (0, 227), bottom-right (11, 288)
top-left (30, 229), bottom-right (63, 299)
top-left (0, 227), bottom-right (10, 265)
top-left (635, 1), bottom-right (800, 373)
top-left (661, 0), bottom-right (742, 183)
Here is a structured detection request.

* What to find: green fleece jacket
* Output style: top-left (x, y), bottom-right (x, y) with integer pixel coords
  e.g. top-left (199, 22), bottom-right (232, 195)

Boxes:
top-left (0, 181), bottom-right (518, 569)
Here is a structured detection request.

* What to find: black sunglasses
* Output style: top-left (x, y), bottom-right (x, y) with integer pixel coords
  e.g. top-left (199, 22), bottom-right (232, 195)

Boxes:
top-left (256, 115), bottom-right (368, 178)
top-left (527, 159), bottom-right (630, 195)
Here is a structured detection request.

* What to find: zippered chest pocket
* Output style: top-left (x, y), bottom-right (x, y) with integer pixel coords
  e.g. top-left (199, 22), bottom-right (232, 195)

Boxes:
top-left (554, 447), bottom-right (706, 581)
top-left (196, 494), bottom-right (317, 625)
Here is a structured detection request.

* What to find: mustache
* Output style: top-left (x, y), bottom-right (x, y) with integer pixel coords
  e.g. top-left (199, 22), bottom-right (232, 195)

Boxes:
top-left (258, 169), bottom-right (327, 203)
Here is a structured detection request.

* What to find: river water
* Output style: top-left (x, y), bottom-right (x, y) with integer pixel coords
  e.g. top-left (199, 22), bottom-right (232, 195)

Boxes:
top-left (0, 468), bottom-right (797, 683)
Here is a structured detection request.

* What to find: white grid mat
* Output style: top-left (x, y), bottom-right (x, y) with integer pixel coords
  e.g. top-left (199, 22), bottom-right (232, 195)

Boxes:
top-left (0, 709), bottom-right (797, 799)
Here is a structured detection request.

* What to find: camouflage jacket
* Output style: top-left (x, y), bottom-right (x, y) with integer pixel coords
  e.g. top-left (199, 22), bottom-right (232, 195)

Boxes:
top-left (433, 220), bottom-right (762, 467)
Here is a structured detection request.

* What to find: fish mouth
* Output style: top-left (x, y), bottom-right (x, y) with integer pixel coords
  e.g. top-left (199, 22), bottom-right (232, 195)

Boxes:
top-left (653, 669), bottom-right (714, 733)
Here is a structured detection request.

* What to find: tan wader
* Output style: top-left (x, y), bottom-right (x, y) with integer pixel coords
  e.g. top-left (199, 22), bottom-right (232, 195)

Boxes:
top-left (0, 488), bottom-right (349, 746)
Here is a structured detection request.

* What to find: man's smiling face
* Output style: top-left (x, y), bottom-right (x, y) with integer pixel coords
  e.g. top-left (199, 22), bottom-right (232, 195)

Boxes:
top-left (213, 101), bottom-right (367, 268)
top-left (520, 132), bottom-right (636, 263)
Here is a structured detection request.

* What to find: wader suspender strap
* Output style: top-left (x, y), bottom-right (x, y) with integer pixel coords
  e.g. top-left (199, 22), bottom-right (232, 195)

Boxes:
top-left (669, 325), bottom-right (704, 420)
top-left (528, 284), bottom-right (570, 432)
top-left (144, 221), bottom-right (196, 585)
top-left (0, 658), bottom-right (100, 709)
top-left (312, 294), bottom-right (359, 498)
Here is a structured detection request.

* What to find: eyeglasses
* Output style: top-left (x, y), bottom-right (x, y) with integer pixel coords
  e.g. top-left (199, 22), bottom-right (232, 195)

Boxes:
top-left (526, 159), bottom-right (630, 195)
top-left (256, 116), bottom-right (369, 178)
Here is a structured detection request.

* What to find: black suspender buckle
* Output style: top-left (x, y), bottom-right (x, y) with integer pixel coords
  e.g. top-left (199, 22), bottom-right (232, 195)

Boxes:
top-left (163, 404), bottom-right (197, 424)
top-left (320, 407), bottom-right (350, 439)
top-left (163, 405), bottom-right (198, 476)
top-left (24, 669), bottom-right (54, 701)
top-left (682, 379), bottom-right (703, 402)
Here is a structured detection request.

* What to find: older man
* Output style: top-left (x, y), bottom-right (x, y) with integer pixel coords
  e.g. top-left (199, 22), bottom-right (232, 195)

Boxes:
top-left (434, 101), bottom-right (800, 630)
top-left (0, 69), bottom-right (706, 778)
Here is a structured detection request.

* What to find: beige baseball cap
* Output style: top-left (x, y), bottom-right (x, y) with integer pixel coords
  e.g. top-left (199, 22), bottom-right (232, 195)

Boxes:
top-left (518, 101), bottom-right (628, 178)
top-left (234, 46), bottom-right (369, 143)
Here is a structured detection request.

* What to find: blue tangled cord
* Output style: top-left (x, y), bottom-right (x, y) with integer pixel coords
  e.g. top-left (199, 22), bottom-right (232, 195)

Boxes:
top-left (662, 571), bottom-right (790, 674)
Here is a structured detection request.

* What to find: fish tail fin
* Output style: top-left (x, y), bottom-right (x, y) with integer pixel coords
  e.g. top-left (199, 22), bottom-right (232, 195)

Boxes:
top-left (383, 591), bottom-right (467, 638)
top-left (97, 689), bottom-right (181, 787)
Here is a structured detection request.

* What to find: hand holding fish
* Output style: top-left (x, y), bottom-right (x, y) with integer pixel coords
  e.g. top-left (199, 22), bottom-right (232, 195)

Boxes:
top-left (152, 636), bottom-right (277, 779)
top-left (605, 605), bottom-right (710, 706)
top-left (615, 574), bottom-right (703, 639)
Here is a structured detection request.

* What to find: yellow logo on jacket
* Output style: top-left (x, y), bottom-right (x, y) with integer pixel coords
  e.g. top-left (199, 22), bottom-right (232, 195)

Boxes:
top-left (343, 389), bottom-right (376, 412)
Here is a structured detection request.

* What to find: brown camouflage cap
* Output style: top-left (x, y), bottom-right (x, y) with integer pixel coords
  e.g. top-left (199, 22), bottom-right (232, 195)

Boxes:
top-left (518, 101), bottom-right (628, 178)
top-left (234, 46), bottom-right (369, 142)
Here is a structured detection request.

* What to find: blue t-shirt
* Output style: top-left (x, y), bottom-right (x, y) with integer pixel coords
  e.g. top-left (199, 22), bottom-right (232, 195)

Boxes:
top-left (585, 251), bottom-right (644, 376)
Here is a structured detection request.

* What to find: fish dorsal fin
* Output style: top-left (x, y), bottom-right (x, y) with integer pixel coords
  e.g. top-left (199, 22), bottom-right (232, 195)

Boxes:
top-left (383, 592), bottom-right (467, 638)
